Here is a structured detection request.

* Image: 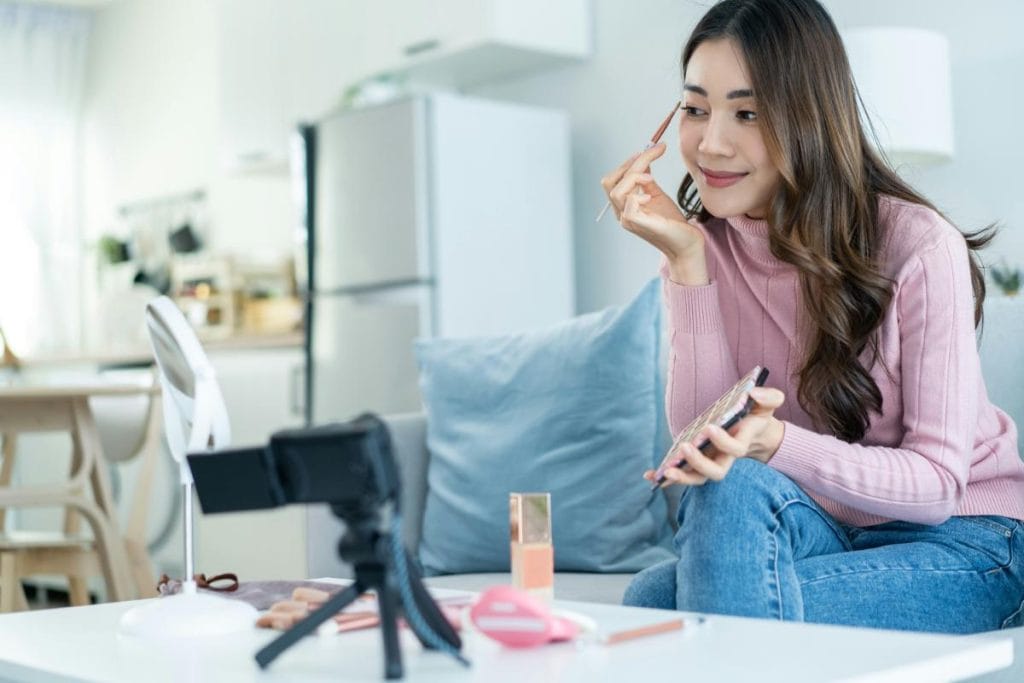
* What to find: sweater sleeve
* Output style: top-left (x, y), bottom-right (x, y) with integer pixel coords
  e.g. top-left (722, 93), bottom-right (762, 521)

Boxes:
top-left (661, 261), bottom-right (740, 437)
top-left (767, 234), bottom-right (976, 525)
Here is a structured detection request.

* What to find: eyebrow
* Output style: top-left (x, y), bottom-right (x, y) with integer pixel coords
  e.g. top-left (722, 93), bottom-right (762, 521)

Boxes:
top-left (683, 84), bottom-right (754, 100)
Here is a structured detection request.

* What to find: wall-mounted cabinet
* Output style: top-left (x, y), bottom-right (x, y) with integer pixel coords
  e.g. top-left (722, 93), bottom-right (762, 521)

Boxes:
top-left (215, 0), bottom-right (591, 173)
top-left (217, 0), bottom-right (286, 173)
top-left (365, 0), bottom-right (591, 87)
top-left (216, 0), bottom-right (362, 173)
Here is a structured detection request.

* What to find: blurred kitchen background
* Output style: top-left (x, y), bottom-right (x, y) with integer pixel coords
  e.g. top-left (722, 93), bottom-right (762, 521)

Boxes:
top-left (2, 0), bottom-right (1023, 597)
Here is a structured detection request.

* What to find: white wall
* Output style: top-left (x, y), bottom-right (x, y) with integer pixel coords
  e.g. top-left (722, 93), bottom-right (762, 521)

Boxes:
top-left (81, 0), bottom-right (219, 236)
top-left (79, 0), bottom-right (295, 346)
top-left (828, 0), bottom-right (1024, 282)
top-left (80, 0), bottom-right (1024, 317)
top-left (472, 0), bottom-right (1024, 312)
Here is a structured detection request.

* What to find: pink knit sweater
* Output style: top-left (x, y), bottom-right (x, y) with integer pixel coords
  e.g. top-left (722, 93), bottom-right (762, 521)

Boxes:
top-left (663, 196), bottom-right (1024, 526)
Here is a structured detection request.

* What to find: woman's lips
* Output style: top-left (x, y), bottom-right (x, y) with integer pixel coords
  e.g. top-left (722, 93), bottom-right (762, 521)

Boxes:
top-left (700, 167), bottom-right (748, 188)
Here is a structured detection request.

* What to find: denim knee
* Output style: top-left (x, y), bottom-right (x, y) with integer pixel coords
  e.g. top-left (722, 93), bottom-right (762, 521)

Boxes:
top-left (675, 458), bottom-right (785, 527)
top-left (1002, 595), bottom-right (1024, 629)
top-left (622, 558), bottom-right (677, 610)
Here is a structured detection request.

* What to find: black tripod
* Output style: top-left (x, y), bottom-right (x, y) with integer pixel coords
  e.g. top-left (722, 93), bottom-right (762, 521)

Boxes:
top-left (254, 511), bottom-right (463, 680)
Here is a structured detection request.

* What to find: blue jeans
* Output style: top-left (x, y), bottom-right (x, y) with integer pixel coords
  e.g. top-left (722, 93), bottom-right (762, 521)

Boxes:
top-left (623, 459), bottom-right (1024, 633)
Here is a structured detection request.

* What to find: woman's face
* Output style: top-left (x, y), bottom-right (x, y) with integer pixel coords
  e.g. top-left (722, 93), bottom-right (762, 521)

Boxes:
top-left (679, 38), bottom-right (781, 219)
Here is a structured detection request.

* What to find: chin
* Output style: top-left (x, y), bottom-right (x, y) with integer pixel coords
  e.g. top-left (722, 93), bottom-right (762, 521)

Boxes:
top-left (696, 192), bottom-right (745, 219)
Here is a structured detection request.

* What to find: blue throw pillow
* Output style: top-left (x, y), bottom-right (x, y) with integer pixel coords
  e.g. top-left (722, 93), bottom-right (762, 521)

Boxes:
top-left (415, 278), bottom-right (674, 575)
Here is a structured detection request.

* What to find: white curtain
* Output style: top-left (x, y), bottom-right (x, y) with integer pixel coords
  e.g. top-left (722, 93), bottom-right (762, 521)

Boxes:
top-left (0, 3), bottom-right (91, 356)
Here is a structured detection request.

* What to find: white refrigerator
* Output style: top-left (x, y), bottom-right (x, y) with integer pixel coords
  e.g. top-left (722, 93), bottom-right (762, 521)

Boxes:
top-left (296, 93), bottom-right (575, 577)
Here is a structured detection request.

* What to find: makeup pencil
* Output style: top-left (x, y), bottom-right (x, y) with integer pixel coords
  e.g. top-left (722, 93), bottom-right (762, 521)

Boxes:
top-left (595, 101), bottom-right (682, 222)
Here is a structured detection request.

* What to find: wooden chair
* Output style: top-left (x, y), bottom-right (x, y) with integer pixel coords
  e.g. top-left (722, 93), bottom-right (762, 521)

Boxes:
top-left (0, 370), bottom-right (163, 611)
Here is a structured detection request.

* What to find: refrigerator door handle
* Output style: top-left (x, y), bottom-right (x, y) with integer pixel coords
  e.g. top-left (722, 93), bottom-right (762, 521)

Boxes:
top-left (346, 285), bottom-right (432, 307)
top-left (289, 362), bottom-right (305, 418)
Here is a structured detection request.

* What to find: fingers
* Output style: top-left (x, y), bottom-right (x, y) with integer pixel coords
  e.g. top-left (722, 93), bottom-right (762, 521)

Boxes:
top-left (613, 143), bottom-right (664, 194)
top-left (611, 173), bottom-right (656, 222)
top-left (651, 406), bottom-right (780, 489)
top-left (601, 143), bottom-right (667, 218)
top-left (661, 465), bottom-right (709, 487)
top-left (749, 387), bottom-right (785, 414)
top-left (600, 152), bottom-right (641, 197)
top-left (729, 417), bottom-right (764, 448)
top-left (645, 461), bottom-right (709, 487)
top-left (600, 142), bottom-right (666, 192)
top-left (632, 141), bottom-right (666, 167)
top-left (651, 439), bottom-right (734, 486)
top-left (678, 441), bottom-right (734, 481)
top-left (704, 424), bottom-right (747, 455)
top-left (621, 186), bottom-right (652, 230)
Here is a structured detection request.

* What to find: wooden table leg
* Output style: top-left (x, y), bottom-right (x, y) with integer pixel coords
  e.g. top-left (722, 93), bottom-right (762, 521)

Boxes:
top-left (0, 552), bottom-right (28, 613)
top-left (70, 399), bottom-right (134, 602)
top-left (63, 428), bottom-right (90, 605)
top-left (0, 433), bottom-right (15, 531)
top-left (122, 385), bottom-right (162, 598)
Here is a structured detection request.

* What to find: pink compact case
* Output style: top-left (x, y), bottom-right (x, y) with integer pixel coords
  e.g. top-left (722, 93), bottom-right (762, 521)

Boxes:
top-left (469, 585), bottom-right (580, 648)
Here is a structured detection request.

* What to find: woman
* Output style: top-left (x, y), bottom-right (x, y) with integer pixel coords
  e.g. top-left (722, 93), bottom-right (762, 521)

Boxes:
top-left (604, 0), bottom-right (1024, 633)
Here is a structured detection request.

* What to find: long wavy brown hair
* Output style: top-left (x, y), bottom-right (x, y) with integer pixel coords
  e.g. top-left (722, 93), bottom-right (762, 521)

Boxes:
top-left (677, 0), bottom-right (995, 443)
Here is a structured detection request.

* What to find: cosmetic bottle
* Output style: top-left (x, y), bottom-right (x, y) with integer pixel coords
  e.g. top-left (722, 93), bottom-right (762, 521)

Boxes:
top-left (510, 492), bottom-right (554, 600)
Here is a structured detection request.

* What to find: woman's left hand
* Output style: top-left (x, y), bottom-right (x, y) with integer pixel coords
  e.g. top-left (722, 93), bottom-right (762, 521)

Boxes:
top-left (644, 387), bottom-right (787, 487)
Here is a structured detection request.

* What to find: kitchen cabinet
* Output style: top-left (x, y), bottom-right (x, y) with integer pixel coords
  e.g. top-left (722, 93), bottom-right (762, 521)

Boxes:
top-left (215, 0), bottom-right (365, 172)
top-left (194, 345), bottom-right (308, 580)
top-left (216, 0), bottom-right (288, 172)
top-left (367, 0), bottom-right (592, 88)
top-left (215, 0), bottom-right (591, 172)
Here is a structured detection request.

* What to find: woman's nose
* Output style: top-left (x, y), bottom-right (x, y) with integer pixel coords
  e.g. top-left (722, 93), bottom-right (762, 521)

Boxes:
top-left (697, 115), bottom-right (734, 157)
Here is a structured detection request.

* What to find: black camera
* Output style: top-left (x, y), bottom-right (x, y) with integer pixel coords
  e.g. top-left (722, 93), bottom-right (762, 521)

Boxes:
top-left (187, 414), bottom-right (399, 517)
top-left (186, 413), bottom-right (464, 680)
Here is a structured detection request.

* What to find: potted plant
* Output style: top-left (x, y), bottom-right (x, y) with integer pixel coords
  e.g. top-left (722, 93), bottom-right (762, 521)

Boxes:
top-left (98, 234), bottom-right (131, 265)
top-left (991, 262), bottom-right (1021, 297)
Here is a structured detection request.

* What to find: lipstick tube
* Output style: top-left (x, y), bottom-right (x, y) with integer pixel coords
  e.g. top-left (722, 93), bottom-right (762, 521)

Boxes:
top-left (509, 492), bottom-right (554, 599)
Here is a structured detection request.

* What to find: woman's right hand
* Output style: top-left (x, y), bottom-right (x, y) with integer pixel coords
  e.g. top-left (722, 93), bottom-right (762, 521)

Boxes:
top-left (601, 143), bottom-right (708, 283)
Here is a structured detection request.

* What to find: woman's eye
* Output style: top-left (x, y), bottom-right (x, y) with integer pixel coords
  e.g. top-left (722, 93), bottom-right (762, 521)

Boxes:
top-left (683, 106), bottom-right (707, 118)
top-left (737, 110), bottom-right (758, 122)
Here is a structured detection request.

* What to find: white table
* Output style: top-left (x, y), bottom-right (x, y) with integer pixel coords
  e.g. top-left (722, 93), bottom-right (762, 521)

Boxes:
top-left (0, 597), bottom-right (1011, 683)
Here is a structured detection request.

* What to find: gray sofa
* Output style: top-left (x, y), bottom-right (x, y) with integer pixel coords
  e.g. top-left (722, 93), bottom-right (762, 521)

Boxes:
top-left (383, 412), bottom-right (681, 605)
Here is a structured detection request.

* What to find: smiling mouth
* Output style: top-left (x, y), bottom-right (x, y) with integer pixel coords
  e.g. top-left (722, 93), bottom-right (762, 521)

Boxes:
top-left (698, 166), bottom-right (749, 189)
top-left (699, 167), bottom-right (748, 180)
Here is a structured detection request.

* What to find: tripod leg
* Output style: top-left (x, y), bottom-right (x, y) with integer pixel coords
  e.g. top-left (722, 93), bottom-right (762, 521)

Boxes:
top-left (255, 581), bottom-right (364, 670)
top-left (377, 578), bottom-right (404, 680)
top-left (403, 548), bottom-right (462, 650)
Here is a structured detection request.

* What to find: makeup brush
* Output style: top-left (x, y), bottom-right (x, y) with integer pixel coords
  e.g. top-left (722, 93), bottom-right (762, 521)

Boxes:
top-left (595, 101), bottom-right (682, 222)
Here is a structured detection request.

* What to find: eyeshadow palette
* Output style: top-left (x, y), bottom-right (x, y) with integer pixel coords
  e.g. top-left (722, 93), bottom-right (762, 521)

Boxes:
top-left (651, 366), bottom-right (769, 489)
